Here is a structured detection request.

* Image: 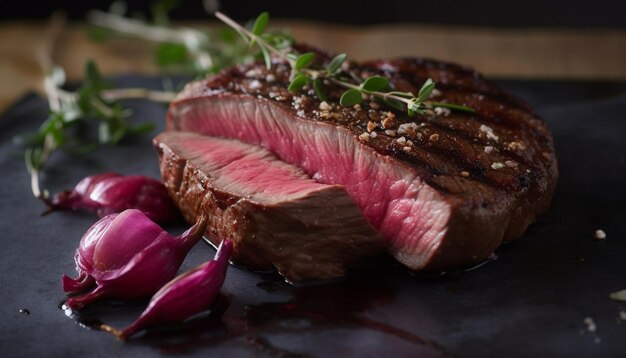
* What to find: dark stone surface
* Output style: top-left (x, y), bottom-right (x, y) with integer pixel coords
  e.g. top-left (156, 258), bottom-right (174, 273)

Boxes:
top-left (1, 77), bottom-right (625, 357)
top-left (2, 1), bottom-right (626, 28)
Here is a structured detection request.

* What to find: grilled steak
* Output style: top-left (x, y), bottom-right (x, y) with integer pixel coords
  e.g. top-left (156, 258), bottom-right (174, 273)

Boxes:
top-left (165, 55), bottom-right (558, 272)
top-left (154, 132), bottom-right (384, 282)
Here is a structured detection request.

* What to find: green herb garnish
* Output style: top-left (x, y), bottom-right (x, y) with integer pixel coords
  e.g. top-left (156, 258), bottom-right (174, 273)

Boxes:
top-left (87, 5), bottom-right (291, 76)
top-left (214, 11), bottom-right (475, 117)
top-left (19, 58), bottom-right (175, 203)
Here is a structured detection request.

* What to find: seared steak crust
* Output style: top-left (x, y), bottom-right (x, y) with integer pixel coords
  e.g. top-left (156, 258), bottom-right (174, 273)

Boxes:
top-left (154, 132), bottom-right (384, 282)
top-left (166, 55), bottom-right (558, 271)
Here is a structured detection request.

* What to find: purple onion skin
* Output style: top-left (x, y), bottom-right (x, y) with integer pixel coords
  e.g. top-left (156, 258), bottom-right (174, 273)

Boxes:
top-left (62, 209), bottom-right (208, 310)
top-left (49, 173), bottom-right (179, 223)
top-left (116, 239), bottom-right (233, 339)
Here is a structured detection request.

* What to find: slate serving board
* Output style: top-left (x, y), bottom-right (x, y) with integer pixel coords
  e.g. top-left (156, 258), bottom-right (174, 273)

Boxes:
top-left (1, 77), bottom-right (625, 357)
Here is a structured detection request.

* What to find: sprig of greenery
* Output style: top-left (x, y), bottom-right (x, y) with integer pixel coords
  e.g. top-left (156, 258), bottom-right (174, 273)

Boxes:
top-left (214, 11), bottom-right (475, 117)
top-left (20, 60), bottom-right (175, 202)
top-left (89, 8), bottom-right (215, 75)
top-left (87, 3), bottom-right (292, 76)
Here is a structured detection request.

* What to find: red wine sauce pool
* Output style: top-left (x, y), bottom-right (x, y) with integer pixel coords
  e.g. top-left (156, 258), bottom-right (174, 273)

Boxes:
top-left (57, 257), bottom-right (495, 356)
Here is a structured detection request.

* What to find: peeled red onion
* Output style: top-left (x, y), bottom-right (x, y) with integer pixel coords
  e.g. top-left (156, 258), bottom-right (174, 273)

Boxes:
top-left (49, 173), bottom-right (179, 223)
top-left (110, 239), bottom-right (233, 339)
top-left (62, 209), bottom-right (207, 309)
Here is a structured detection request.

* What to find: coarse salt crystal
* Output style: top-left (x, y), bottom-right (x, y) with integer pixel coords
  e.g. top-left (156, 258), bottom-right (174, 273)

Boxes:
top-left (245, 69), bottom-right (261, 78)
top-left (594, 229), bottom-right (607, 240)
top-left (398, 122), bottom-right (418, 132)
top-left (359, 133), bottom-right (371, 142)
top-left (583, 317), bottom-right (596, 332)
top-left (480, 124), bottom-right (499, 142)
top-left (609, 289), bottom-right (626, 302)
top-left (382, 116), bottom-right (394, 129)
top-left (508, 141), bottom-right (527, 150)
top-left (396, 136), bottom-right (407, 145)
top-left (385, 130), bottom-right (396, 136)
top-left (249, 80), bottom-right (262, 90)
top-left (319, 101), bottom-right (332, 111)
top-left (505, 160), bottom-right (518, 168)
top-left (434, 107), bottom-right (451, 116)
top-left (491, 162), bottom-right (506, 170)
top-left (484, 146), bottom-right (494, 154)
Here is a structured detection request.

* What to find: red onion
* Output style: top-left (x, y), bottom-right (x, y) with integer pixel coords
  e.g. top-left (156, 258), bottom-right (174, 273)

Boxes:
top-left (62, 209), bottom-right (208, 309)
top-left (105, 239), bottom-right (233, 339)
top-left (49, 173), bottom-right (179, 223)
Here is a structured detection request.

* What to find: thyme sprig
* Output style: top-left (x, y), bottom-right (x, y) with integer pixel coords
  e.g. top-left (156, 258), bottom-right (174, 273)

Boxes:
top-left (89, 8), bottom-right (216, 75)
top-left (214, 11), bottom-right (474, 116)
top-left (21, 59), bottom-right (176, 203)
top-left (87, 3), bottom-right (291, 76)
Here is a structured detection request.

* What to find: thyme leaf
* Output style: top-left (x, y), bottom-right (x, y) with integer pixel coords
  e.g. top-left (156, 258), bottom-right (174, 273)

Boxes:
top-left (327, 53), bottom-right (347, 76)
top-left (295, 52), bottom-right (315, 70)
top-left (313, 78), bottom-right (328, 102)
top-left (288, 73), bottom-right (308, 92)
top-left (361, 76), bottom-right (389, 92)
top-left (340, 89), bottom-right (364, 106)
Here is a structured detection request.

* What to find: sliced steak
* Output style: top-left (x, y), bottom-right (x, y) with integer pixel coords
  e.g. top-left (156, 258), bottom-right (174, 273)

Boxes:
top-left (166, 56), bottom-right (558, 272)
top-left (154, 132), bottom-right (384, 282)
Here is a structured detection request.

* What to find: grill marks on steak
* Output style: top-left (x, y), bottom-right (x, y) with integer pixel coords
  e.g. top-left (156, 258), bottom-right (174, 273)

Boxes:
top-left (166, 56), bottom-right (558, 271)
top-left (154, 132), bottom-right (384, 282)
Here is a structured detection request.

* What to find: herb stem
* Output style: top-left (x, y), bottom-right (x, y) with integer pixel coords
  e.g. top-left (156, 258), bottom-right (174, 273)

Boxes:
top-left (57, 87), bottom-right (176, 104)
top-left (88, 10), bottom-right (194, 44)
top-left (328, 77), bottom-right (414, 106)
top-left (32, 136), bottom-right (56, 199)
top-left (43, 76), bottom-right (63, 112)
top-left (90, 97), bottom-right (116, 117)
top-left (88, 10), bottom-right (214, 69)
top-left (56, 89), bottom-right (77, 102)
top-left (37, 12), bottom-right (66, 113)
top-left (101, 88), bottom-right (177, 103)
top-left (25, 12), bottom-right (178, 204)
top-left (30, 11), bottom-right (66, 202)
top-left (429, 101), bottom-right (476, 113)
top-left (214, 12), bottom-right (292, 64)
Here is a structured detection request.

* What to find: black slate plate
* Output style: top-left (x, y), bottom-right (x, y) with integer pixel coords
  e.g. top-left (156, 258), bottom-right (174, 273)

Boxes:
top-left (1, 77), bottom-right (626, 357)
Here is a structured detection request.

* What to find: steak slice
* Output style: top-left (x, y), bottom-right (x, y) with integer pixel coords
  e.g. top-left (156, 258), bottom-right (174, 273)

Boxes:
top-left (153, 132), bottom-right (384, 282)
top-left (166, 56), bottom-right (558, 272)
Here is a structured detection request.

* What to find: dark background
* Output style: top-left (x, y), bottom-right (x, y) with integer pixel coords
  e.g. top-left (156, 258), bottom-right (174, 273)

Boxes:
top-left (2, 1), bottom-right (626, 356)
top-left (1, 0), bottom-right (626, 27)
